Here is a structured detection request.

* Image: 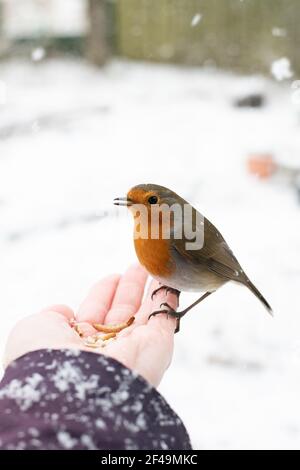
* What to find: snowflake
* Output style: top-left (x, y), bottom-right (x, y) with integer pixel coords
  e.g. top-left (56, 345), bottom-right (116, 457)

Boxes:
top-left (191, 13), bottom-right (202, 27)
top-left (271, 57), bottom-right (293, 81)
top-left (57, 431), bottom-right (77, 449)
top-left (0, 374), bottom-right (43, 411)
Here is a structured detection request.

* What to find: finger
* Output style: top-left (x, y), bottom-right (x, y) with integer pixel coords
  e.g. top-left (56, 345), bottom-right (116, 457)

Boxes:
top-left (77, 274), bottom-right (121, 324)
top-left (39, 304), bottom-right (75, 321)
top-left (105, 264), bottom-right (148, 325)
top-left (138, 280), bottom-right (178, 333)
top-left (119, 279), bottom-right (159, 330)
top-left (118, 279), bottom-right (178, 339)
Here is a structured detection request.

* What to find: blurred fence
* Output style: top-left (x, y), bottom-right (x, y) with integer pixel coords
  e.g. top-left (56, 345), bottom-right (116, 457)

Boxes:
top-left (114, 0), bottom-right (300, 75)
top-left (0, 0), bottom-right (300, 76)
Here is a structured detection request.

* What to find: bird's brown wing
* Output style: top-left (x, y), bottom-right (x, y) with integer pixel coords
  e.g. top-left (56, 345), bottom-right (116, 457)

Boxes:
top-left (172, 213), bottom-right (245, 283)
top-left (172, 208), bottom-right (272, 313)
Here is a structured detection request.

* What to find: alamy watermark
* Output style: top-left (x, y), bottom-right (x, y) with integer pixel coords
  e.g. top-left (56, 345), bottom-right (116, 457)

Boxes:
top-left (127, 203), bottom-right (204, 251)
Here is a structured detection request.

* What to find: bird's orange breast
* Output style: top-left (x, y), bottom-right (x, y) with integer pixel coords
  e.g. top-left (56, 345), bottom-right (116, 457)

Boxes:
top-left (134, 237), bottom-right (175, 278)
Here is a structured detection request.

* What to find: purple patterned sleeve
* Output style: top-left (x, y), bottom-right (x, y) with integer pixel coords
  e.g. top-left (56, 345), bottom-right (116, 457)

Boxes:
top-left (0, 349), bottom-right (192, 450)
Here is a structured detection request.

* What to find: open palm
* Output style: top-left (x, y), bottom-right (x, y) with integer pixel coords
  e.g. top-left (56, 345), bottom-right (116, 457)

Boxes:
top-left (4, 265), bottom-right (178, 387)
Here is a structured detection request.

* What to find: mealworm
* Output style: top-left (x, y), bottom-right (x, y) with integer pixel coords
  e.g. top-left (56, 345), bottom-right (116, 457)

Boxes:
top-left (102, 332), bottom-right (117, 341)
top-left (93, 316), bottom-right (135, 333)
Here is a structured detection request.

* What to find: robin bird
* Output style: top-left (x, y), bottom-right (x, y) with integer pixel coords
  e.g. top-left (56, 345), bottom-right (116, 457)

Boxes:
top-left (114, 184), bottom-right (272, 332)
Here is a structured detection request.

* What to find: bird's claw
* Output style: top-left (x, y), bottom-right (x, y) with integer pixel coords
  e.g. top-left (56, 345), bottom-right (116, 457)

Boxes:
top-left (160, 302), bottom-right (173, 310)
top-left (148, 307), bottom-right (182, 334)
top-left (150, 292), bottom-right (182, 334)
top-left (151, 285), bottom-right (181, 301)
top-left (148, 304), bottom-right (181, 320)
top-left (148, 309), bottom-right (170, 321)
top-left (151, 285), bottom-right (166, 301)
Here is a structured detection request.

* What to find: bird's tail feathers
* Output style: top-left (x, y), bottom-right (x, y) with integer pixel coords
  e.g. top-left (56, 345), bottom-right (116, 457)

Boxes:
top-left (245, 278), bottom-right (273, 315)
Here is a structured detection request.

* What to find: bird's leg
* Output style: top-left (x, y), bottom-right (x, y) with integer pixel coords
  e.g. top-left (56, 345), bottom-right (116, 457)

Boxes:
top-left (159, 291), bottom-right (212, 318)
top-left (149, 291), bottom-right (214, 333)
top-left (151, 285), bottom-right (181, 301)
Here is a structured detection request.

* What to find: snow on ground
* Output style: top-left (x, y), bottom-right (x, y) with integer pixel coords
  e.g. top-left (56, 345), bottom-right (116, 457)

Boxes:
top-left (0, 58), bottom-right (300, 449)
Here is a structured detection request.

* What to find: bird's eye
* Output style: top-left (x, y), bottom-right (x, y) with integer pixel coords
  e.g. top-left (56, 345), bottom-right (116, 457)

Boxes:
top-left (148, 195), bottom-right (158, 204)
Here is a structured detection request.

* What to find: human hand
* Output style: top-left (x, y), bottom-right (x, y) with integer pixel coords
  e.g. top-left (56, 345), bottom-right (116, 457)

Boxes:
top-left (3, 265), bottom-right (179, 387)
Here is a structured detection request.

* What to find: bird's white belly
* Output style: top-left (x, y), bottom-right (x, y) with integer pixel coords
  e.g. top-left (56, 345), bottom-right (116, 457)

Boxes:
top-left (153, 262), bottom-right (225, 293)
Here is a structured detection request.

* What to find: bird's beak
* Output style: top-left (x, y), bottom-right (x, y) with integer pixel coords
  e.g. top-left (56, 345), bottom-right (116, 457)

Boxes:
top-left (113, 197), bottom-right (133, 207)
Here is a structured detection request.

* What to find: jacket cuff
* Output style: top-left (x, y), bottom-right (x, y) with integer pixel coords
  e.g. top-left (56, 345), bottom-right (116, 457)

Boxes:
top-left (0, 349), bottom-right (191, 450)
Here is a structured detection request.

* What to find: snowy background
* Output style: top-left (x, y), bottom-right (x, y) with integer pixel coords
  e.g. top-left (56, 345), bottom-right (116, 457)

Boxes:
top-left (1, 57), bottom-right (300, 450)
